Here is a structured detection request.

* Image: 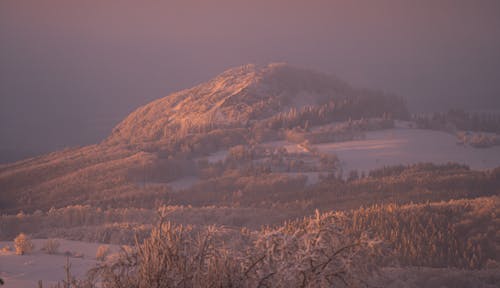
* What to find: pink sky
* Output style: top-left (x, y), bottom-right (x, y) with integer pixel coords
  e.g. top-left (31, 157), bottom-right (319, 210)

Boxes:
top-left (1, 0), bottom-right (499, 162)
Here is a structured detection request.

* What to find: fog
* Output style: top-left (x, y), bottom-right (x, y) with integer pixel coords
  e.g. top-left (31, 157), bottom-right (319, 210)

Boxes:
top-left (1, 0), bottom-right (500, 163)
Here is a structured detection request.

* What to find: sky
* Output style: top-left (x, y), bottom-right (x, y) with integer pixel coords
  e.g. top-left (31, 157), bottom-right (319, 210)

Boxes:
top-left (1, 0), bottom-right (500, 163)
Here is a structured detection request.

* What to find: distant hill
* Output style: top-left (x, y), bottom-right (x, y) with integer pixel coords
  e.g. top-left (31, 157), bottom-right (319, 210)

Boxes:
top-left (0, 63), bottom-right (410, 213)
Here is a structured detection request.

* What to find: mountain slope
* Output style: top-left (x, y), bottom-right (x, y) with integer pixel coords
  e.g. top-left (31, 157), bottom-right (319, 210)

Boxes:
top-left (0, 63), bottom-right (409, 214)
top-left (107, 63), bottom-right (405, 144)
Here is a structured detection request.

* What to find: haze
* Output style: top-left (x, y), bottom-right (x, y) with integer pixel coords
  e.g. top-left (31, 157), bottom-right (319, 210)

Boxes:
top-left (1, 0), bottom-right (500, 163)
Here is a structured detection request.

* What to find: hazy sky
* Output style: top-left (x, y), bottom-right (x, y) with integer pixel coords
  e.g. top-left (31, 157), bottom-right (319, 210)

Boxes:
top-left (1, 0), bottom-right (500, 163)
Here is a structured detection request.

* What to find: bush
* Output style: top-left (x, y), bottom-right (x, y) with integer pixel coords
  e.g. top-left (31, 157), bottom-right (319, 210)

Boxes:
top-left (90, 214), bottom-right (376, 287)
top-left (14, 233), bottom-right (34, 255)
top-left (42, 239), bottom-right (60, 254)
top-left (96, 245), bottom-right (110, 261)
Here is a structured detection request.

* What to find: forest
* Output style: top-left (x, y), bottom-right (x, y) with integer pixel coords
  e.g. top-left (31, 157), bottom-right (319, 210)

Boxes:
top-left (2, 164), bottom-right (498, 283)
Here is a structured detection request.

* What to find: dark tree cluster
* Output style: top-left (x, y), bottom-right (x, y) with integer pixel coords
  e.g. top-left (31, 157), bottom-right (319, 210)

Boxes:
top-left (413, 109), bottom-right (500, 133)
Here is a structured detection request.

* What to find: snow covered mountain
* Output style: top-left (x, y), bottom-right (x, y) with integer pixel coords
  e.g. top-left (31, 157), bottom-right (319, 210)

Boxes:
top-left (108, 63), bottom-right (401, 144)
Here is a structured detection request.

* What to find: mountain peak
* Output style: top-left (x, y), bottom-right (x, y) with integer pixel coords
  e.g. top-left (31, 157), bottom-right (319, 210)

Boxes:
top-left (217, 62), bottom-right (288, 77)
top-left (106, 63), bottom-right (366, 144)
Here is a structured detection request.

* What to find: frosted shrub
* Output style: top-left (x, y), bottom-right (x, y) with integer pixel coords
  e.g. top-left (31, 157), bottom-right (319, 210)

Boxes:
top-left (14, 233), bottom-right (34, 255)
top-left (90, 211), bottom-right (377, 287)
top-left (96, 245), bottom-right (110, 261)
top-left (42, 239), bottom-right (60, 254)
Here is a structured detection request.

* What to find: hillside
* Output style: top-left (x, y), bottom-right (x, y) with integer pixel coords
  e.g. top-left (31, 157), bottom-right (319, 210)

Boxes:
top-left (107, 63), bottom-right (407, 144)
top-left (0, 63), bottom-right (409, 214)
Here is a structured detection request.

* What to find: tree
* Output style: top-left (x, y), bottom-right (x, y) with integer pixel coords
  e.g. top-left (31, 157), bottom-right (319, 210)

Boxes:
top-left (14, 233), bottom-right (34, 255)
top-left (96, 245), bottom-right (110, 261)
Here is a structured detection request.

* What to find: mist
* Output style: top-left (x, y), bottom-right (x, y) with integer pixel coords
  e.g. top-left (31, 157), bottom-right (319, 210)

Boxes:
top-left (1, 0), bottom-right (500, 163)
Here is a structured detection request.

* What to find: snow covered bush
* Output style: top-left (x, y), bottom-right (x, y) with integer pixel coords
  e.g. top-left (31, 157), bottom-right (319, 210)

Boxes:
top-left (42, 239), bottom-right (60, 254)
top-left (14, 233), bottom-right (34, 255)
top-left (89, 210), bottom-right (377, 287)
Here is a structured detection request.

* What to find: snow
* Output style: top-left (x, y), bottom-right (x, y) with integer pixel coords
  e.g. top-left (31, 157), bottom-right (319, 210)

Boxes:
top-left (0, 239), bottom-right (120, 288)
top-left (314, 128), bottom-right (500, 173)
top-left (263, 141), bottom-right (307, 154)
top-left (205, 150), bottom-right (229, 163)
top-left (279, 172), bottom-right (321, 186)
top-left (394, 120), bottom-right (414, 129)
top-left (147, 176), bottom-right (202, 192)
top-left (167, 176), bottom-right (201, 191)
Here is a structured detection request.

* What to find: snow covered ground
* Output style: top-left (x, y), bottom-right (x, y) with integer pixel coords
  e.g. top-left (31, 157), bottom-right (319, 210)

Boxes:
top-left (166, 176), bottom-right (201, 191)
top-left (263, 140), bottom-right (308, 154)
top-left (314, 128), bottom-right (500, 173)
top-left (205, 150), bottom-right (229, 163)
top-left (278, 172), bottom-right (321, 186)
top-left (0, 239), bottom-right (120, 288)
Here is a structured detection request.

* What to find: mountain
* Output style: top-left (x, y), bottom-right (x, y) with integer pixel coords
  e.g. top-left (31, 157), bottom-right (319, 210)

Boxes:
top-left (107, 63), bottom-right (407, 144)
top-left (108, 63), bottom-right (342, 143)
top-left (0, 63), bottom-right (409, 214)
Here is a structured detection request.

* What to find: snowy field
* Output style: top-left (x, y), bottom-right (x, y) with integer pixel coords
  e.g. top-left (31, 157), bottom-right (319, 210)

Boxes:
top-left (205, 150), bottom-right (229, 163)
top-left (0, 239), bottom-right (119, 288)
top-left (263, 140), bottom-right (309, 154)
top-left (166, 176), bottom-right (201, 191)
top-left (315, 128), bottom-right (500, 173)
top-left (167, 127), bottom-right (500, 191)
